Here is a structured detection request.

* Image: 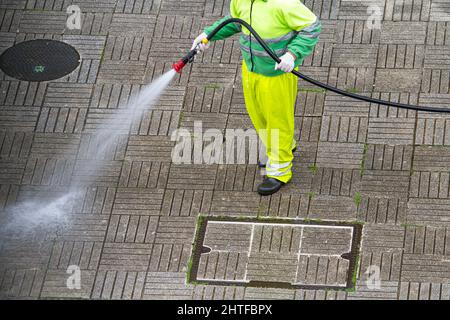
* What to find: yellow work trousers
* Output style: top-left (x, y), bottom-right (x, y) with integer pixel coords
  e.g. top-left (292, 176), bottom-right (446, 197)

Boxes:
top-left (242, 61), bottom-right (298, 183)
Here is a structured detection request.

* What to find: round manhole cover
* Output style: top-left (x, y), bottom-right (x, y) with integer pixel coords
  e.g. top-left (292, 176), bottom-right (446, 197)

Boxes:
top-left (0, 39), bottom-right (80, 82)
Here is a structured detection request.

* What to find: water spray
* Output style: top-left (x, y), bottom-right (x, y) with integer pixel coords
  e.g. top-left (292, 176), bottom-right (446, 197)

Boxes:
top-left (173, 18), bottom-right (450, 113)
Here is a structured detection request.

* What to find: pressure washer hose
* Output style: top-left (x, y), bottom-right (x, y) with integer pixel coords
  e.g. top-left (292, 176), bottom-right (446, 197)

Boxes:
top-left (175, 18), bottom-right (450, 113)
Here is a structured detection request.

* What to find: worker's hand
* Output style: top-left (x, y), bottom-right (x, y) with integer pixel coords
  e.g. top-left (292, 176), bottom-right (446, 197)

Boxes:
top-left (191, 32), bottom-right (210, 52)
top-left (275, 52), bottom-right (296, 73)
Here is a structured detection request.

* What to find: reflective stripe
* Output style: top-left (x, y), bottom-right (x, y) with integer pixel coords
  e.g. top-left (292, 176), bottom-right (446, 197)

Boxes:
top-left (240, 43), bottom-right (287, 57)
top-left (266, 161), bottom-right (291, 170)
top-left (301, 20), bottom-right (321, 33)
top-left (265, 161), bottom-right (292, 177)
top-left (298, 31), bottom-right (320, 39)
top-left (266, 167), bottom-right (291, 177)
top-left (241, 30), bottom-right (297, 44)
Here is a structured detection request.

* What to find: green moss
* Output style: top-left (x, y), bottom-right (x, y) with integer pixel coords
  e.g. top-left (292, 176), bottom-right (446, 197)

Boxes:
top-left (186, 214), bottom-right (207, 284)
top-left (346, 254), bottom-right (361, 293)
top-left (299, 88), bottom-right (327, 93)
top-left (359, 143), bottom-right (369, 177)
top-left (401, 223), bottom-right (425, 229)
top-left (307, 191), bottom-right (316, 200)
top-left (353, 192), bottom-right (362, 207)
top-left (308, 163), bottom-right (319, 174)
top-left (345, 88), bottom-right (361, 94)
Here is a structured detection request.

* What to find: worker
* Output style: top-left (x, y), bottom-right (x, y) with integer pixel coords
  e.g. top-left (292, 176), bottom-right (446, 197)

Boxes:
top-left (191, 0), bottom-right (321, 196)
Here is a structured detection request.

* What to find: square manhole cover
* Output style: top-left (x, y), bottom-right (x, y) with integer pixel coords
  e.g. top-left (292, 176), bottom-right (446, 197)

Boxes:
top-left (189, 217), bottom-right (362, 291)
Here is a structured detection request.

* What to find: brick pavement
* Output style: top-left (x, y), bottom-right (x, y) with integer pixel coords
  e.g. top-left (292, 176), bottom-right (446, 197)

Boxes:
top-left (1, 0), bottom-right (450, 300)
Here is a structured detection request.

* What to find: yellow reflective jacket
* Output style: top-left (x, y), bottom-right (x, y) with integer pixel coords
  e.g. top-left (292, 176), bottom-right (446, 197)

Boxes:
top-left (204, 0), bottom-right (321, 77)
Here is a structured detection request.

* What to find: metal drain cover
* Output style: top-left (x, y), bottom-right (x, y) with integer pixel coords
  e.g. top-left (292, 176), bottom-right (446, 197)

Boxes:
top-left (189, 217), bottom-right (363, 291)
top-left (0, 39), bottom-right (80, 82)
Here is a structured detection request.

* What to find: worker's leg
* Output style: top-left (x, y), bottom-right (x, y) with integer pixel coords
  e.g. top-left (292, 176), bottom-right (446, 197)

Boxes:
top-left (242, 61), bottom-right (268, 146)
top-left (254, 69), bottom-right (298, 183)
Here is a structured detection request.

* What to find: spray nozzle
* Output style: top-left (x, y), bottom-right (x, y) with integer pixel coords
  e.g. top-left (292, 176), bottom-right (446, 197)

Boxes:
top-left (173, 48), bottom-right (199, 73)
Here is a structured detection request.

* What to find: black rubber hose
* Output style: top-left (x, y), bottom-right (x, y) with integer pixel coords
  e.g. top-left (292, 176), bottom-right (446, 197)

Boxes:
top-left (206, 18), bottom-right (450, 114)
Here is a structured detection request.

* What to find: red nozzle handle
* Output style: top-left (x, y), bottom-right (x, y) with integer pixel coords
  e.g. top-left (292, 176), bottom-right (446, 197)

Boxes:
top-left (172, 60), bottom-right (186, 73)
top-left (173, 49), bottom-right (198, 73)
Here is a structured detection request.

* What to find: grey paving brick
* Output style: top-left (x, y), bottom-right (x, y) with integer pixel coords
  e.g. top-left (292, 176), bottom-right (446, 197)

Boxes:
top-left (0, 9), bottom-right (21, 33)
top-left (374, 69), bottom-right (422, 92)
top-left (316, 142), bottom-right (365, 169)
top-left (367, 117), bottom-right (415, 145)
top-left (0, 81), bottom-right (47, 106)
top-left (360, 170), bottom-right (410, 198)
top-left (111, 188), bottom-right (164, 215)
top-left (331, 44), bottom-right (378, 68)
top-left (40, 269), bottom-right (96, 299)
top-left (144, 272), bottom-right (193, 300)
top-left (308, 195), bottom-right (357, 220)
top-left (401, 253), bottom-right (450, 282)
top-left (430, 0), bottom-right (450, 21)
top-left (399, 282), bottom-right (450, 300)
top-left (407, 198), bottom-right (450, 227)
top-left (18, 11), bottom-right (66, 34)
top-left (116, 0), bottom-right (161, 14)
top-left (381, 22), bottom-right (427, 44)
top-left (377, 44), bottom-right (425, 69)
top-left (161, 189), bottom-right (212, 216)
top-left (324, 93), bottom-right (371, 117)
top-left (358, 197), bottom-right (407, 224)
top-left (364, 144), bottom-right (413, 171)
top-left (108, 13), bottom-right (156, 35)
top-left (97, 60), bottom-right (147, 84)
top-left (193, 285), bottom-right (245, 300)
top-left (320, 115), bottom-right (368, 143)
top-left (347, 281), bottom-right (399, 300)
top-left (413, 146), bottom-right (450, 171)
top-left (91, 270), bottom-right (146, 299)
top-left (99, 242), bottom-right (153, 271)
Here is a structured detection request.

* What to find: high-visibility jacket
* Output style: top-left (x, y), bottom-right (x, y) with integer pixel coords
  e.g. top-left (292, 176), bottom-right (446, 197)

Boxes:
top-left (204, 0), bottom-right (321, 77)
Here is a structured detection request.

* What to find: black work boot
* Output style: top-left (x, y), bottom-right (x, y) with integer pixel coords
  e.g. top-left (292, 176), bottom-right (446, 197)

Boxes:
top-left (257, 177), bottom-right (285, 196)
top-left (257, 146), bottom-right (297, 168)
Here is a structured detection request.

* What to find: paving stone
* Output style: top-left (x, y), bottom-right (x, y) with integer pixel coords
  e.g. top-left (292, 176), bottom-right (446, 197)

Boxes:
top-left (364, 144), bottom-right (413, 171)
top-left (380, 44), bottom-right (425, 70)
top-left (0, 81), bottom-right (47, 106)
top-left (311, 168), bottom-right (361, 197)
top-left (347, 281), bottom-right (399, 300)
top-left (112, 188), bottom-right (164, 215)
top-left (40, 269), bottom-right (96, 299)
top-left (193, 285), bottom-right (245, 300)
top-left (316, 142), bottom-right (365, 169)
top-left (108, 14), bottom-right (156, 35)
top-left (430, 0), bottom-right (450, 21)
top-left (360, 170), bottom-right (410, 199)
top-left (99, 243), bottom-right (153, 271)
top-left (381, 22), bottom-right (427, 44)
top-left (308, 195), bottom-right (357, 220)
top-left (367, 117), bottom-right (415, 145)
top-left (18, 11), bottom-right (66, 34)
top-left (0, 267), bottom-right (45, 299)
top-left (399, 282), bottom-right (450, 300)
top-left (144, 272), bottom-right (193, 300)
top-left (401, 253), bottom-right (450, 283)
top-left (91, 270), bottom-right (146, 299)
top-left (374, 69), bottom-right (422, 92)
top-left (331, 44), bottom-right (378, 68)
top-left (407, 198), bottom-right (450, 227)
top-left (358, 197), bottom-right (407, 224)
